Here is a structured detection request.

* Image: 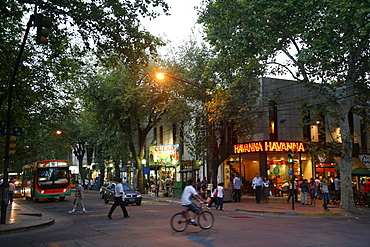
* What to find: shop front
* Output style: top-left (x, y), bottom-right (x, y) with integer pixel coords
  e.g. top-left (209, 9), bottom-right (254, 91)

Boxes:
top-left (148, 144), bottom-right (180, 192)
top-left (223, 141), bottom-right (312, 196)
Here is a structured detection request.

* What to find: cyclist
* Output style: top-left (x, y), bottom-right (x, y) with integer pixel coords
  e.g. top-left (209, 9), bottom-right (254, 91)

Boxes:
top-left (181, 179), bottom-right (206, 226)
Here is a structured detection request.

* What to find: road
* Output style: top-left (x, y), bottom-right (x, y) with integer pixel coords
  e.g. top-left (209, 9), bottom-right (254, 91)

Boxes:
top-left (1, 191), bottom-right (369, 247)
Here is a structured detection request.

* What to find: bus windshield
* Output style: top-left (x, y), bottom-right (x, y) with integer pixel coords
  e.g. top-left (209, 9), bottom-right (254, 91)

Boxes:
top-left (37, 167), bottom-right (69, 189)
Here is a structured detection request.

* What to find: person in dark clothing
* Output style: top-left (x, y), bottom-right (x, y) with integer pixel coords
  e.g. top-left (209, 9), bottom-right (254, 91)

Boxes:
top-left (107, 178), bottom-right (129, 219)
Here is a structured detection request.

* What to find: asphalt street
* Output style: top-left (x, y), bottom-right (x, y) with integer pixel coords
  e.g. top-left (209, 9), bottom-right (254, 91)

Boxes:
top-left (0, 190), bottom-right (369, 247)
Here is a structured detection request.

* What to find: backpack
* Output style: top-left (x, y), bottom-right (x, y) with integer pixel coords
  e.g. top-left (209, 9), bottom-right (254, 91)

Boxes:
top-left (213, 189), bottom-right (218, 197)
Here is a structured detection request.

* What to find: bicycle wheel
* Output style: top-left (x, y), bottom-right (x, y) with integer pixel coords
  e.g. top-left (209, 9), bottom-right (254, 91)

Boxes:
top-left (197, 211), bottom-right (214, 230)
top-left (170, 213), bottom-right (188, 232)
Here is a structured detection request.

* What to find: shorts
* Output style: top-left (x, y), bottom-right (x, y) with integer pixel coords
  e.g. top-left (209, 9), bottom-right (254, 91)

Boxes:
top-left (74, 197), bottom-right (84, 206)
top-left (183, 202), bottom-right (200, 214)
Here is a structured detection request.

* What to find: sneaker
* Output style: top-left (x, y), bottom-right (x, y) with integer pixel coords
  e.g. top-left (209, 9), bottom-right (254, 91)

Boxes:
top-left (124, 215), bottom-right (130, 218)
top-left (207, 207), bottom-right (210, 210)
top-left (69, 211), bottom-right (74, 214)
top-left (189, 219), bottom-right (197, 226)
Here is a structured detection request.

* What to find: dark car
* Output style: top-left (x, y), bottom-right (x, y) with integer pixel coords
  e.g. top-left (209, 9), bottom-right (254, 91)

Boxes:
top-left (99, 181), bottom-right (115, 199)
top-left (103, 183), bottom-right (142, 206)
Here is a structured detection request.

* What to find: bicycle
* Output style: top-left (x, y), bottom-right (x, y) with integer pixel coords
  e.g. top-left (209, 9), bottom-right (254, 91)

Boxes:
top-left (170, 202), bottom-right (214, 232)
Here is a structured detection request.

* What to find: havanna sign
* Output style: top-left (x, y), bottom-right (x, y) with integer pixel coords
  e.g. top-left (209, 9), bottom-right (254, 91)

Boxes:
top-left (234, 141), bottom-right (305, 154)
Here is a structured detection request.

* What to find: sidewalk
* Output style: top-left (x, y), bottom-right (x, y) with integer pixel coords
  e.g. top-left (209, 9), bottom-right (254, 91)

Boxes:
top-left (149, 193), bottom-right (370, 217)
top-left (0, 201), bottom-right (54, 234)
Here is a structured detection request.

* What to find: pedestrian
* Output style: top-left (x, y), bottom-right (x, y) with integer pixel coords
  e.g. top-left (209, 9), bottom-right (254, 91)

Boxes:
top-left (262, 176), bottom-right (271, 202)
top-left (287, 178), bottom-right (298, 203)
top-left (299, 179), bottom-right (309, 205)
top-left (233, 174), bottom-right (242, 202)
top-left (216, 182), bottom-right (225, 211)
top-left (107, 178), bottom-right (130, 219)
top-left (207, 185), bottom-right (218, 210)
top-left (360, 178), bottom-right (366, 192)
top-left (365, 178), bottom-right (370, 193)
top-left (201, 177), bottom-right (208, 192)
top-left (321, 177), bottom-right (330, 211)
top-left (165, 176), bottom-right (171, 195)
top-left (315, 177), bottom-right (322, 199)
top-left (69, 181), bottom-right (86, 214)
top-left (309, 178), bottom-right (317, 205)
top-left (334, 176), bottom-right (341, 202)
top-left (252, 173), bottom-right (263, 203)
top-left (7, 180), bottom-right (15, 205)
top-left (297, 176), bottom-right (303, 202)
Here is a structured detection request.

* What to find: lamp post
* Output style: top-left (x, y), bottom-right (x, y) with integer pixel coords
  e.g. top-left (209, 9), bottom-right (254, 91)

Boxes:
top-left (156, 72), bottom-right (214, 184)
top-left (156, 73), bottom-right (211, 101)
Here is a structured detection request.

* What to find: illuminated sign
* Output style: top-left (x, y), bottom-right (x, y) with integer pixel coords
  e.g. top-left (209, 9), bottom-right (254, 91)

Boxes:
top-left (234, 141), bottom-right (305, 154)
top-left (37, 161), bottom-right (68, 168)
top-left (149, 144), bottom-right (179, 166)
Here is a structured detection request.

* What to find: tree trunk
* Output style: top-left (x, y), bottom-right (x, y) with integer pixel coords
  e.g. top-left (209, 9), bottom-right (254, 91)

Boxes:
top-left (337, 106), bottom-right (355, 209)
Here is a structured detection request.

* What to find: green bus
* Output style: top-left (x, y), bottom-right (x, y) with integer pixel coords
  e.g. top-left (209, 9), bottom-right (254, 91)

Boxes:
top-left (22, 160), bottom-right (72, 201)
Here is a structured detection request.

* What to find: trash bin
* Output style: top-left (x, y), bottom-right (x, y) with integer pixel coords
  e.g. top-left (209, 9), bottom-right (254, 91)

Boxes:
top-left (173, 181), bottom-right (185, 196)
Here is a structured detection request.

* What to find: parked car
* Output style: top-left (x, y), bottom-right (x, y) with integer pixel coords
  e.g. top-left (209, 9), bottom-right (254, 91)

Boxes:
top-left (103, 183), bottom-right (142, 206)
top-left (99, 181), bottom-right (115, 199)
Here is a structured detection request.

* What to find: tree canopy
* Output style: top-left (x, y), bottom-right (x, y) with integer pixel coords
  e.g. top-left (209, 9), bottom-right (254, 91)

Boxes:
top-left (198, 0), bottom-right (370, 208)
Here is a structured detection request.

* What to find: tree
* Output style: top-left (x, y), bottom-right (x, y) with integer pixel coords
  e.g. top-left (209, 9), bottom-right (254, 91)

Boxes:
top-left (0, 0), bottom-right (170, 173)
top-left (198, 0), bottom-right (370, 208)
top-left (82, 62), bottom-right (194, 192)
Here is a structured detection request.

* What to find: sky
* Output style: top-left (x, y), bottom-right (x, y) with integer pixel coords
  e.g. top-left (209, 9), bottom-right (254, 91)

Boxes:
top-left (141, 0), bottom-right (203, 46)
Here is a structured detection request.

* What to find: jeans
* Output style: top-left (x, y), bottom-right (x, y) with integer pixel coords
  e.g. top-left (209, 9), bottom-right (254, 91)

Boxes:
top-left (207, 197), bottom-right (217, 208)
top-left (323, 192), bottom-right (330, 210)
top-left (216, 197), bottom-right (224, 210)
top-left (255, 186), bottom-right (262, 203)
top-left (234, 189), bottom-right (241, 202)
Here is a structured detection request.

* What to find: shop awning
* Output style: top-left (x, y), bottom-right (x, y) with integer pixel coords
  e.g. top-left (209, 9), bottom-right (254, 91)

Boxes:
top-left (352, 167), bottom-right (370, 176)
top-left (179, 168), bottom-right (199, 173)
top-left (352, 157), bottom-right (368, 169)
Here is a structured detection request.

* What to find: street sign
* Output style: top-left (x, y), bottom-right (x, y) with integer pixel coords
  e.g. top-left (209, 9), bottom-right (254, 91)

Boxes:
top-left (288, 169), bottom-right (293, 175)
top-left (0, 127), bottom-right (22, 136)
top-left (11, 127), bottom-right (22, 136)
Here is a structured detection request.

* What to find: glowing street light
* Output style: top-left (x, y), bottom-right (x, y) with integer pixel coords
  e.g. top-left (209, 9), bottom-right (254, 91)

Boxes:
top-left (156, 72), bottom-right (210, 101)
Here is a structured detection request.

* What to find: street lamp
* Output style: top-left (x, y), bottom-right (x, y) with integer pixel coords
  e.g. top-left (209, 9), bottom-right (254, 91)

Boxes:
top-left (156, 72), bottom-right (211, 101)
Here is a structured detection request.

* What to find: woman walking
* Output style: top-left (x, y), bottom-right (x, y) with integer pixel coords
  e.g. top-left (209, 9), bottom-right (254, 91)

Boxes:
top-left (309, 178), bottom-right (317, 205)
top-left (262, 177), bottom-right (271, 202)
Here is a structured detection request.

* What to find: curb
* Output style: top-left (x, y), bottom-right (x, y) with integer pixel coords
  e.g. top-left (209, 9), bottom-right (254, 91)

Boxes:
top-left (235, 208), bottom-right (342, 216)
top-left (0, 217), bottom-right (55, 234)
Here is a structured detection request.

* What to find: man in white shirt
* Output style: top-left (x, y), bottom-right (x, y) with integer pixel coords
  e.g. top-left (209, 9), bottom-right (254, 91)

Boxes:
top-left (181, 179), bottom-right (206, 226)
top-left (107, 178), bottom-right (129, 219)
top-left (252, 173), bottom-right (263, 203)
top-left (7, 180), bottom-right (15, 205)
top-left (233, 175), bottom-right (242, 202)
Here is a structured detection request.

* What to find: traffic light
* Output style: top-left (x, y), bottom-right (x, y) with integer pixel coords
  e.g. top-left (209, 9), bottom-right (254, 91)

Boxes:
top-left (9, 136), bottom-right (17, 156)
top-left (34, 14), bottom-right (52, 45)
top-left (287, 149), bottom-right (294, 163)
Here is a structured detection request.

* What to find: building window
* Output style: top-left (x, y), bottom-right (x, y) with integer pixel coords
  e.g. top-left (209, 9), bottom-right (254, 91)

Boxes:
top-left (268, 101), bottom-right (277, 140)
